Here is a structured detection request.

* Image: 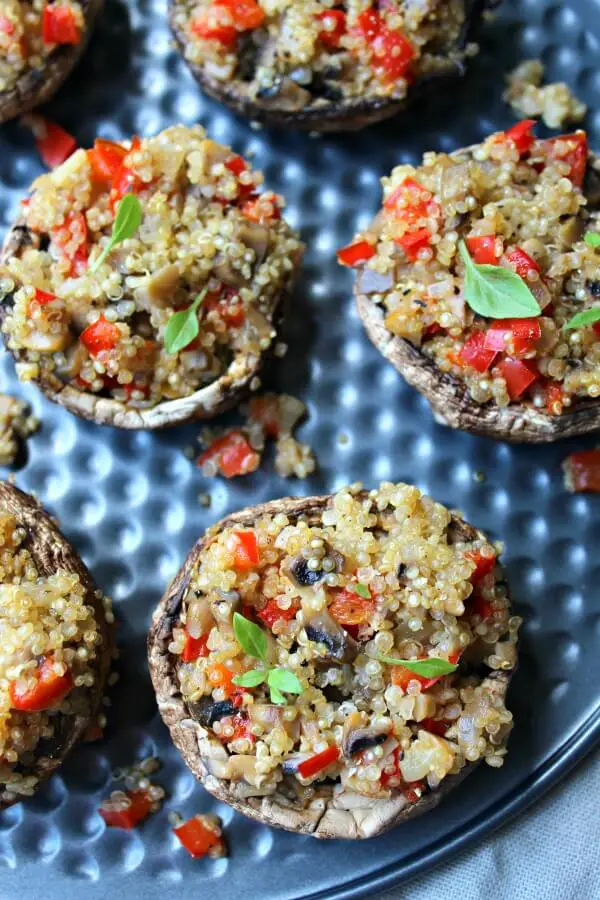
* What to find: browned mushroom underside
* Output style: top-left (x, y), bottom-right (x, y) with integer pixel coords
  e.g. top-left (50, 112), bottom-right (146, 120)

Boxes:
top-left (168, 0), bottom-right (486, 133)
top-left (0, 481), bottom-right (112, 809)
top-left (0, 0), bottom-right (104, 124)
top-left (0, 223), bottom-right (293, 429)
top-left (148, 492), bottom-right (513, 839)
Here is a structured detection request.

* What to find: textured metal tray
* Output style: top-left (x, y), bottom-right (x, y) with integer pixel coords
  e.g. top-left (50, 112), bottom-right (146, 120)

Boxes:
top-left (0, 0), bottom-right (599, 896)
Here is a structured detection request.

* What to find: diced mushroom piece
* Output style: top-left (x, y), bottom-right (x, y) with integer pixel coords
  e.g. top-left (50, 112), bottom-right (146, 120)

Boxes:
top-left (286, 545), bottom-right (344, 588)
top-left (144, 264), bottom-right (181, 307)
top-left (223, 754), bottom-right (264, 785)
top-left (212, 256), bottom-right (248, 288)
top-left (305, 610), bottom-right (358, 663)
top-left (238, 222), bottom-right (270, 266)
top-left (399, 730), bottom-right (455, 782)
top-left (256, 75), bottom-right (312, 110)
top-left (202, 741), bottom-right (230, 779)
top-left (356, 268), bottom-right (395, 295)
top-left (199, 139), bottom-right (231, 173)
top-left (341, 712), bottom-right (388, 759)
top-left (189, 697), bottom-right (236, 727)
top-left (20, 325), bottom-right (72, 353)
top-left (282, 753), bottom-right (312, 775)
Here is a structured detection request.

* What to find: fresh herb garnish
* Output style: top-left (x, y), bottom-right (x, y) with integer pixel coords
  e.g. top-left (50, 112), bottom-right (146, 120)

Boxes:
top-left (90, 193), bottom-right (142, 273)
top-left (563, 307), bottom-right (600, 330)
top-left (351, 582), bottom-right (371, 599)
top-left (374, 654), bottom-right (458, 677)
top-left (584, 232), bottom-right (600, 248)
top-left (164, 287), bottom-right (207, 355)
top-left (458, 240), bottom-right (540, 319)
top-left (232, 612), bottom-right (303, 705)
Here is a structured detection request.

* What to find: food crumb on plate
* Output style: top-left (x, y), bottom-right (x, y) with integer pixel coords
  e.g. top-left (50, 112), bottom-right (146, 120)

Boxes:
top-left (562, 448), bottom-right (600, 492)
top-left (504, 60), bottom-right (586, 129)
top-left (0, 392), bottom-right (39, 465)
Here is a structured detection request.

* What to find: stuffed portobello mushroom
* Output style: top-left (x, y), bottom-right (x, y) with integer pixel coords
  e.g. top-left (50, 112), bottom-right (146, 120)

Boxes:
top-left (169, 0), bottom-right (485, 133)
top-left (148, 482), bottom-right (519, 839)
top-left (0, 124), bottom-right (303, 429)
top-left (0, 0), bottom-right (103, 124)
top-left (340, 122), bottom-right (600, 442)
top-left (0, 481), bottom-right (112, 808)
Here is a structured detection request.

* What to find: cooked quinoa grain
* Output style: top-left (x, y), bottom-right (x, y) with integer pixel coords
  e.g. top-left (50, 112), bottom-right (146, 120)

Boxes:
top-left (0, 393), bottom-right (39, 465)
top-left (168, 483), bottom-right (518, 807)
top-left (0, 125), bottom-right (302, 420)
top-left (504, 60), bottom-right (586, 131)
top-left (342, 122), bottom-right (600, 415)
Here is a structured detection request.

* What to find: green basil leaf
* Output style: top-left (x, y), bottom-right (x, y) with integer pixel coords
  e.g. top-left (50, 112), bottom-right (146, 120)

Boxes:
top-left (165, 288), bottom-right (207, 355)
top-left (268, 668), bottom-right (303, 695)
top-left (232, 669), bottom-right (267, 688)
top-left (584, 232), bottom-right (600, 248)
top-left (90, 194), bottom-right (143, 273)
top-left (352, 583), bottom-right (371, 599)
top-left (269, 684), bottom-right (286, 705)
top-left (233, 612), bottom-right (268, 662)
top-left (375, 654), bottom-right (458, 677)
top-left (458, 240), bottom-right (540, 319)
top-left (563, 307), bottom-right (600, 330)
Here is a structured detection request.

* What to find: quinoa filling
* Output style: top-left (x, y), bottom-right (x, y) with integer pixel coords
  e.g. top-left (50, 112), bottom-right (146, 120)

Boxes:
top-left (171, 483), bottom-right (519, 805)
top-left (172, 0), bottom-right (469, 109)
top-left (0, 0), bottom-right (84, 93)
top-left (0, 125), bottom-right (302, 407)
top-left (0, 510), bottom-right (101, 803)
top-left (340, 123), bottom-right (600, 415)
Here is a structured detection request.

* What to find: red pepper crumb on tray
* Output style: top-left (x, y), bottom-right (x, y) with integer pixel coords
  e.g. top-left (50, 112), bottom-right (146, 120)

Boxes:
top-left (172, 813), bottom-right (227, 859)
top-left (563, 449), bottom-right (600, 493)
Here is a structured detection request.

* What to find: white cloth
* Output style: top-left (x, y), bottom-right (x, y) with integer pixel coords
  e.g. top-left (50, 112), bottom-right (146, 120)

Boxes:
top-left (381, 751), bottom-right (600, 900)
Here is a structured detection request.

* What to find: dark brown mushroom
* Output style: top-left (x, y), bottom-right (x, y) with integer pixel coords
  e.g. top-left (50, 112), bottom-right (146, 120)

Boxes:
top-left (148, 490), bottom-right (514, 839)
top-left (168, 0), bottom-right (487, 133)
top-left (0, 0), bottom-right (104, 124)
top-left (341, 712), bottom-right (388, 758)
top-left (0, 481), bottom-right (113, 809)
top-left (0, 220), bottom-right (300, 430)
top-left (305, 610), bottom-right (359, 663)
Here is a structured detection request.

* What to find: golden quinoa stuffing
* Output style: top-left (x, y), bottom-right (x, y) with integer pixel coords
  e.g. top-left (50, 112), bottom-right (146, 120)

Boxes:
top-left (0, 509), bottom-right (102, 804)
top-left (0, 393), bottom-right (39, 465)
top-left (172, 0), bottom-right (470, 108)
top-left (0, 0), bottom-right (84, 93)
top-left (0, 124), bottom-right (302, 408)
top-left (341, 122), bottom-right (600, 414)
top-left (504, 60), bottom-right (587, 131)
top-left (171, 482), bottom-right (518, 805)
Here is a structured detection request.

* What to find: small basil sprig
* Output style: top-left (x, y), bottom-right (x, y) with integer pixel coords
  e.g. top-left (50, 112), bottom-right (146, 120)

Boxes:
top-left (165, 287), bottom-right (208, 355)
top-left (458, 240), bottom-right (540, 319)
top-left (584, 232), bottom-right (600, 248)
top-left (375, 654), bottom-right (458, 677)
top-left (90, 194), bottom-right (142, 273)
top-left (563, 307), bottom-right (600, 330)
top-left (232, 612), bottom-right (303, 705)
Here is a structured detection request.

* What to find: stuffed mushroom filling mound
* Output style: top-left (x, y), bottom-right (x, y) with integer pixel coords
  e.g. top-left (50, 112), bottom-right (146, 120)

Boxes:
top-left (171, 483), bottom-right (519, 806)
top-left (341, 122), bottom-right (600, 415)
top-left (0, 0), bottom-right (84, 93)
top-left (0, 510), bottom-right (102, 804)
top-left (0, 124), bottom-right (302, 407)
top-left (172, 0), bottom-right (469, 110)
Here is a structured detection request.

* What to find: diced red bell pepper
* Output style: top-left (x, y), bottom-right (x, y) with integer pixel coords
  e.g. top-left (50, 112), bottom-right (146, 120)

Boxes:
top-left (403, 780), bottom-right (426, 804)
top-left (396, 227), bottom-right (431, 261)
top-left (109, 137), bottom-right (145, 206)
top-left (465, 549), bottom-right (496, 582)
top-left (545, 381), bottom-right (565, 416)
top-left (32, 288), bottom-right (58, 306)
top-left (191, 14), bottom-right (237, 44)
top-left (216, 0), bottom-right (265, 29)
top-left (422, 322), bottom-right (443, 340)
top-left (391, 665), bottom-right (440, 692)
top-left (35, 119), bottom-right (77, 169)
top-left (0, 15), bottom-right (15, 35)
top-left (87, 139), bottom-right (127, 183)
top-left (99, 790), bottom-right (152, 830)
top-left (501, 119), bottom-right (536, 157)
top-left (337, 240), bottom-right (376, 267)
top-left (466, 235), bottom-right (500, 265)
top-left (80, 315), bottom-right (121, 356)
top-left (228, 712), bottom-right (255, 742)
top-left (42, 4), bottom-right (81, 45)
top-left (173, 815), bottom-right (224, 859)
top-left (182, 630), bottom-right (210, 663)
top-left (384, 177), bottom-right (441, 226)
top-left (197, 430), bottom-right (260, 478)
top-left (471, 591), bottom-right (496, 620)
top-left (504, 246), bottom-right (540, 280)
top-left (227, 530), bottom-right (260, 570)
top-left (328, 588), bottom-right (375, 626)
top-left (563, 449), bottom-right (600, 493)
top-left (538, 131), bottom-right (588, 188)
top-left (296, 746), bottom-right (341, 779)
top-left (593, 322), bottom-right (600, 338)
top-left (257, 598), bottom-right (299, 629)
top-left (207, 662), bottom-right (236, 697)
top-left (316, 9), bottom-right (346, 47)
top-left (222, 154), bottom-right (255, 203)
top-left (457, 332), bottom-right (497, 373)
top-left (421, 718), bottom-right (449, 737)
top-left (247, 394), bottom-right (282, 438)
top-left (495, 357), bottom-right (539, 400)
top-left (204, 288), bottom-right (245, 328)
top-left (484, 318), bottom-right (541, 357)
top-left (355, 9), bottom-right (415, 83)
top-left (380, 747), bottom-right (402, 788)
top-left (9, 656), bottom-right (73, 711)
top-left (52, 212), bottom-right (89, 276)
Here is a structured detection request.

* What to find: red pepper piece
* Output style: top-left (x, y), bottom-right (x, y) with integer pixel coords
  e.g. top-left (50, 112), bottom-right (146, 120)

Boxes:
top-left (316, 9), bottom-right (346, 47)
top-left (0, 15), bottom-right (15, 35)
top-left (563, 449), bottom-right (600, 493)
top-left (355, 9), bottom-right (415, 82)
top-left (216, 0), bottom-right (265, 29)
top-left (328, 588), bottom-right (375, 626)
top-left (204, 288), bottom-right (245, 328)
top-left (9, 656), bottom-right (73, 711)
top-left (297, 746), bottom-right (341, 779)
top-left (421, 718), bottom-right (449, 737)
top-left (465, 550), bottom-right (496, 582)
top-left (52, 212), bottom-right (89, 276)
top-left (173, 815), bottom-right (224, 859)
top-left (504, 246), bottom-right (540, 280)
top-left (380, 747), bottom-right (402, 788)
top-left (33, 288), bottom-right (58, 306)
top-left (226, 530), bottom-right (260, 570)
top-left (42, 4), bottom-right (80, 44)
top-left (538, 131), bottom-right (588, 187)
top-left (391, 665), bottom-right (440, 692)
top-left (396, 227), bottom-right (431, 261)
top-left (502, 119), bottom-right (536, 157)
top-left (466, 235), bottom-right (500, 265)
top-left (257, 598), bottom-right (299, 629)
top-left (197, 430), bottom-right (260, 478)
top-left (80, 315), bottom-right (121, 356)
top-left (471, 592), bottom-right (496, 620)
top-left (35, 119), bottom-right (77, 169)
top-left (384, 177), bottom-right (441, 226)
top-left (99, 790), bottom-right (152, 830)
top-left (457, 332), bottom-right (497, 373)
top-left (182, 630), bottom-right (210, 663)
top-left (484, 318), bottom-right (541, 357)
top-left (495, 357), bottom-right (539, 400)
top-left (337, 240), bottom-right (376, 267)
top-left (87, 139), bottom-right (127, 183)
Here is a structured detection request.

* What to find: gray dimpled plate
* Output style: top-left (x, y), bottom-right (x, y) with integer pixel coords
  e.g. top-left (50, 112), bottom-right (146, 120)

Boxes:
top-left (0, 0), bottom-right (599, 896)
